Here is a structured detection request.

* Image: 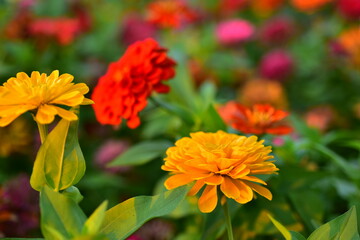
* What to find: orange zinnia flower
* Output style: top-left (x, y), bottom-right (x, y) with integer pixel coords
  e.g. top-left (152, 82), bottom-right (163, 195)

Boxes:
top-left (291, 0), bottom-right (332, 12)
top-left (146, 0), bottom-right (197, 28)
top-left (218, 102), bottom-right (292, 135)
top-left (338, 27), bottom-right (360, 67)
top-left (162, 131), bottom-right (278, 213)
top-left (91, 38), bottom-right (176, 129)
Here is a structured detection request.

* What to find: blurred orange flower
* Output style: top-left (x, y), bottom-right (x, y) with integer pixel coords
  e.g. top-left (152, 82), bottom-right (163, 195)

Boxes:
top-left (146, 0), bottom-right (197, 28)
top-left (291, 0), bottom-right (332, 12)
top-left (338, 27), bottom-right (360, 67)
top-left (218, 102), bottom-right (292, 135)
top-left (250, 0), bottom-right (284, 16)
top-left (305, 105), bottom-right (335, 132)
top-left (92, 38), bottom-right (176, 129)
top-left (162, 131), bottom-right (278, 213)
top-left (239, 79), bottom-right (288, 109)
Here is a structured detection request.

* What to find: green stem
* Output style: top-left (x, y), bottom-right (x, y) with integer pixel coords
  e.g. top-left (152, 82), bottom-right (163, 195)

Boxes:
top-left (223, 199), bottom-right (234, 240)
top-left (37, 122), bottom-right (48, 144)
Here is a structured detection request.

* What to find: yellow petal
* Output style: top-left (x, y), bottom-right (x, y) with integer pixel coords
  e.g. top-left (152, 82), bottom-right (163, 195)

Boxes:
top-left (36, 104), bottom-right (57, 124)
top-left (164, 174), bottom-right (194, 190)
top-left (220, 177), bottom-right (240, 199)
top-left (188, 180), bottom-right (205, 196)
top-left (244, 181), bottom-right (272, 200)
top-left (0, 114), bottom-right (22, 127)
top-left (198, 185), bottom-right (218, 213)
top-left (53, 106), bottom-right (78, 121)
top-left (81, 98), bottom-right (94, 105)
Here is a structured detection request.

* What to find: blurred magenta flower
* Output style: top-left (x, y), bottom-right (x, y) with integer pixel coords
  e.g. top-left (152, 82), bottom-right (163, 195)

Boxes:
top-left (121, 16), bottom-right (157, 46)
top-left (94, 139), bottom-right (131, 174)
top-left (216, 19), bottom-right (254, 45)
top-left (0, 174), bottom-right (39, 237)
top-left (133, 219), bottom-right (174, 240)
top-left (337, 0), bottom-right (360, 20)
top-left (259, 50), bottom-right (294, 81)
top-left (259, 17), bottom-right (294, 46)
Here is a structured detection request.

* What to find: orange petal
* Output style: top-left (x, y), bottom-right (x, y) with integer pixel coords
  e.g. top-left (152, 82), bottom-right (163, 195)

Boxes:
top-left (220, 177), bottom-right (240, 199)
top-left (53, 106), bottom-right (78, 121)
top-left (188, 180), bottom-right (205, 196)
top-left (204, 175), bottom-right (223, 185)
top-left (233, 180), bottom-right (254, 204)
top-left (36, 104), bottom-right (57, 124)
top-left (198, 185), bottom-right (218, 213)
top-left (244, 181), bottom-right (272, 200)
top-left (164, 174), bottom-right (194, 190)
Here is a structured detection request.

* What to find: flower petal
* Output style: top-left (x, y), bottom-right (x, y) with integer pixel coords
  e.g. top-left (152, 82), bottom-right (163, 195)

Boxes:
top-left (198, 185), bottom-right (218, 213)
top-left (244, 181), bottom-right (272, 200)
top-left (188, 180), bottom-right (205, 196)
top-left (220, 177), bottom-right (240, 199)
top-left (0, 114), bottom-right (22, 127)
top-left (36, 104), bottom-right (57, 124)
top-left (233, 180), bottom-right (254, 204)
top-left (164, 174), bottom-right (194, 190)
top-left (204, 175), bottom-right (224, 185)
top-left (53, 106), bottom-right (78, 121)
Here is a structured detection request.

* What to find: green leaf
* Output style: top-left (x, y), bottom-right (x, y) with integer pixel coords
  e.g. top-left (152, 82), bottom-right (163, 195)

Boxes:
top-left (199, 104), bottom-right (227, 132)
top-left (83, 201), bottom-right (108, 235)
top-left (308, 206), bottom-right (360, 240)
top-left (313, 144), bottom-right (360, 180)
top-left (31, 109), bottom-right (86, 191)
top-left (109, 140), bottom-right (172, 167)
top-left (40, 185), bottom-right (86, 239)
top-left (62, 186), bottom-right (84, 204)
top-left (290, 231), bottom-right (307, 240)
top-left (268, 214), bottom-right (292, 240)
top-left (101, 185), bottom-right (190, 239)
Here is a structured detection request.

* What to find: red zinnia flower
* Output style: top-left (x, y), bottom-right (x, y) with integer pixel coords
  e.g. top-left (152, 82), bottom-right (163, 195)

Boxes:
top-left (92, 38), bottom-right (176, 129)
top-left (146, 0), bottom-right (197, 28)
top-left (218, 102), bottom-right (292, 135)
top-left (338, 0), bottom-right (360, 20)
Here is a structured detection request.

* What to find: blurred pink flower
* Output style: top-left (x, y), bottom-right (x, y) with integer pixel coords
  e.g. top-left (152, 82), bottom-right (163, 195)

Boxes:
top-left (259, 50), bottom-right (294, 81)
top-left (94, 139), bottom-right (131, 174)
top-left (337, 0), bottom-right (360, 20)
top-left (259, 17), bottom-right (294, 45)
top-left (121, 16), bottom-right (157, 46)
top-left (216, 19), bottom-right (254, 45)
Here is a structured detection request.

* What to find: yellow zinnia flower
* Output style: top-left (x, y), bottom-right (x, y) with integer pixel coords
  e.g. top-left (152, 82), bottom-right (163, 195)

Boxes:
top-left (162, 131), bottom-right (278, 213)
top-left (0, 70), bottom-right (93, 126)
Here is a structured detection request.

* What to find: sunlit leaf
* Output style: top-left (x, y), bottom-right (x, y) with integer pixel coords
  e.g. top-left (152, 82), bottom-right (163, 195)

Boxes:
top-left (83, 201), bottom-right (108, 235)
top-left (30, 108), bottom-right (86, 191)
top-left (268, 214), bottom-right (292, 240)
top-left (308, 206), bottom-right (360, 240)
top-left (40, 185), bottom-right (86, 239)
top-left (101, 185), bottom-right (190, 239)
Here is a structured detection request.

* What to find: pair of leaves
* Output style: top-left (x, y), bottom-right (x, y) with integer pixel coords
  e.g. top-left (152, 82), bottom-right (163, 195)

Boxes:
top-left (270, 206), bottom-right (360, 240)
top-left (40, 184), bottom-right (189, 240)
top-left (30, 110), bottom-right (85, 192)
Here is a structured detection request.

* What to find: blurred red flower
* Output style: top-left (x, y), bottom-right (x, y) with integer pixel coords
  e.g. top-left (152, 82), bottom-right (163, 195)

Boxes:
top-left (218, 102), bottom-right (292, 135)
top-left (338, 0), bottom-right (360, 19)
top-left (146, 0), bottom-right (197, 28)
top-left (29, 17), bottom-right (81, 45)
top-left (92, 38), bottom-right (176, 129)
top-left (250, 0), bottom-right (285, 16)
top-left (291, 0), bottom-right (332, 12)
top-left (259, 17), bottom-right (295, 46)
top-left (121, 15), bottom-right (157, 46)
